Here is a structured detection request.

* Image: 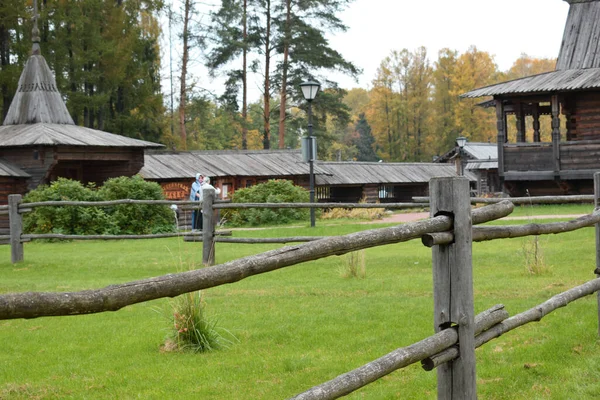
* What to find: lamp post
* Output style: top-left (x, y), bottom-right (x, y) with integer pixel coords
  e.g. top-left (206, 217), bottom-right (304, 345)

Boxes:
top-left (300, 80), bottom-right (320, 227)
top-left (456, 136), bottom-right (467, 176)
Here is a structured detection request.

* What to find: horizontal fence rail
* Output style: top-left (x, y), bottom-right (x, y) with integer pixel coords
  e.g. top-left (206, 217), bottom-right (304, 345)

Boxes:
top-left (413, 194), bottom-right (595, 204)
top-left (2, 176), bottom-right (600, 399)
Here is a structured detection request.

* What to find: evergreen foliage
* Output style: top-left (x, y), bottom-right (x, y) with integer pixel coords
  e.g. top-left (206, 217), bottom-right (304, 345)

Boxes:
top-left (351, 113), bottom-right (378, 161)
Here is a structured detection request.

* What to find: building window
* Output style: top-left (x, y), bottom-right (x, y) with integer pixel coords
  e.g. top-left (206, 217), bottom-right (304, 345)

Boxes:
top-left (222, 183), bottom-right (232, 199)
top-left (379, 185), bottom-right (395, 199)
top-left (316, 186), bottom-right (330, 200)
top-left (245, 179), bottom-right (253, 188)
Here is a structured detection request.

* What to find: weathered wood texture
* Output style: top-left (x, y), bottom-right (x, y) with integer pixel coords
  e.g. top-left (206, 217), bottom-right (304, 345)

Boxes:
top-left (503, 144), bottom-right (553, 172)
top-left (473, 278), bottom-right (600, 353)
top-left (413, 195), bottom-right (595, 204)
top-left (557, 1), bottom-right (600, 70)
top-left (421, 305), bottom-right (509, 371)
top-left (422, 278), bottom-right (600, 371)
top-left (8, 195), bottom-right (23, 263)
top-left (290, 305), bottom-right (507, 400)
top-left (423, 211), bottom-right (600, 247)
top-left (0, 214), bottom-right (454, 320)
top-left (202, 189), bottom-right (216, 266)
top-left (430, 177), bottom-right (476, 399)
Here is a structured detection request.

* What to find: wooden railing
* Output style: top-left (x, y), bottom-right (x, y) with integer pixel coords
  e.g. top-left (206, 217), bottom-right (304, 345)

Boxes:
top-left (1, 176), bottom-right (600, 398)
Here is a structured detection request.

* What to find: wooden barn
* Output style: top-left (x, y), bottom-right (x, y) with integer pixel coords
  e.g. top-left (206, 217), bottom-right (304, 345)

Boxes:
top-left (462, 0), bottom-right (600, 196)
top-left (436, 141), bottom-right (500, 195)
top-left (314, 162), bottom-right (461, 203)
top-left (0, 14), bottom-right (163, 231)
top-left (140, 150), bottom-right (461, 204)
top-left (140, 149), bottom-right (328, 200)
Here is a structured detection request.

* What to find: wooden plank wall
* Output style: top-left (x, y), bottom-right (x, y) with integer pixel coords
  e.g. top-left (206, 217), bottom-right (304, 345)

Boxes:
top-left (0, 148), bottom-right (55, 190)
top-left (560, 141), bottom-right (600, 170)
top-left (504, 145), bottom-right (554, 172)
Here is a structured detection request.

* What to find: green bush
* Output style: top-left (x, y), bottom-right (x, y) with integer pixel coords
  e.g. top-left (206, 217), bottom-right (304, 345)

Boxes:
top-left (22, 176), bottom-right (175, 236)
top-left (22, 178), bottom-right (116, 235)
top-left (98, 175), bottom-right (175, 234)
top-left (226, 179), bottom-right (311, 226)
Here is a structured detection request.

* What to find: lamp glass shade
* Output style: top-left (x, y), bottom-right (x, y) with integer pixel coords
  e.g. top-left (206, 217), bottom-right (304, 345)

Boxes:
top-left (300, 81), bottom-right (321, 101)
top-left (456, 136), bottom-right (467, 149)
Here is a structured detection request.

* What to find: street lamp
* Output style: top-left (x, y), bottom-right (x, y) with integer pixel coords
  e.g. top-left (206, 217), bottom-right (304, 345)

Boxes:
top-left (300, 80), bottom-right (320, 227)
top-left (455, 136), bottom-right (467, 176)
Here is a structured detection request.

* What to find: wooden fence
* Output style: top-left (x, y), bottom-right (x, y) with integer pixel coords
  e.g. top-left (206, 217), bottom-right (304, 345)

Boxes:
top-left (1, 176), bottom-right (600, 398)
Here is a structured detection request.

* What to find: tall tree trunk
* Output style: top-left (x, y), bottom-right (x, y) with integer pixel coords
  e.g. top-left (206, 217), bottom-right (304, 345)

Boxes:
top-left (179, 0), bottom-right (191, 150)
top-left (262, 0), bottom-right (271, 150)
top-left (0, 23), bottom-right (10, 121)
top-left (241, 0), bottom-right (248, 149)
top-left (278, 0), bottom-right (291, 149)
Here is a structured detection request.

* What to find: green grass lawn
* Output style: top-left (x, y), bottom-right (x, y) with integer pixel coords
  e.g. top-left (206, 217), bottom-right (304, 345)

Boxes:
top-left (1, 207), bottom-right (600, 399)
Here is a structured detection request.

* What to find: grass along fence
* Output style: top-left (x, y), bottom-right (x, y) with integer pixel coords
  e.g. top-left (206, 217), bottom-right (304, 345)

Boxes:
top-left (1, 175), bottom-right (600, 398)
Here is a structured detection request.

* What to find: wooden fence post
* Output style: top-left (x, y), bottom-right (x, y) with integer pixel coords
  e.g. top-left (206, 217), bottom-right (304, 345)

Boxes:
top-left (594, 172), bottom-right (600, 337)
top-left (9, 194), bottom-right (23, 264)
top-left (202, 188), bottom-right (216, 266)
top-left (429, 177), bottom-right (476, 399)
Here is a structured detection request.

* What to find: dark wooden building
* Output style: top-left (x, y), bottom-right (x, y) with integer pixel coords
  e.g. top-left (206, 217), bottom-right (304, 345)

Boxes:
top-left (140, 149), bottom-right (329, 200)
top-left (0, 14), bottom-right (163, 230)
top-left (436, 142), bottom-right (500, 195)
top-left (314, 162), bottom-right (460, 203)
top-left (462, 0), bottom-right (600, 196)
top-left (141, 150), bottom-right (461, 203)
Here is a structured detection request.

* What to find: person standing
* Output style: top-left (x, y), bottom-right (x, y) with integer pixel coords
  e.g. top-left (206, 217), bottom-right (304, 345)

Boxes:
top-left (189, 173), bottom-right (203, 231)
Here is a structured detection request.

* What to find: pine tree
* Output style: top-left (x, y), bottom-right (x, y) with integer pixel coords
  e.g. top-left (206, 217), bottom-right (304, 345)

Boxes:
top-left (352, 113), bottom-right (378, 161)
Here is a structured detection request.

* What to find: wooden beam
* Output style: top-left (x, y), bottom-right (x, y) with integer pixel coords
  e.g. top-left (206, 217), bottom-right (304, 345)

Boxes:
top-left (430, 177), bottom-right (476, 399)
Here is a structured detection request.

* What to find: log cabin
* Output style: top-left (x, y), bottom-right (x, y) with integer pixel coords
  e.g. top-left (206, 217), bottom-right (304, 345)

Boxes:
top-left (140, 150), bottom-right (462, 203)
top-left (436, 141), bottom-right (500, 195)
top-left (0, 8), bottom-right (163, 232)
top-left (462, 0), bottom-right (600, 196)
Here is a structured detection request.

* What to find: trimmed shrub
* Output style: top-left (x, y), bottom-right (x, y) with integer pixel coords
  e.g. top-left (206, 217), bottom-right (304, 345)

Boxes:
top-left (22, 178), bottom-right (115, 235)
top-left (98, 175), bottom-right (175, 234)
top-left (225, 179), bottom-right (311, 226)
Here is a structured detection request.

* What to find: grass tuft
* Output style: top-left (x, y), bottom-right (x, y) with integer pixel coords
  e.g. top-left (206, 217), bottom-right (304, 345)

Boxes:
top-left (158, 291), bottom-right (237, 353)
top-left (339, 250), bottom-right (366, 279)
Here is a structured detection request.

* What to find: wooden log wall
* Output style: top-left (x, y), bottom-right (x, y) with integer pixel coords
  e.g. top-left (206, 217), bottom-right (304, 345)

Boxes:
top-left (0, 147), bottom-right (55, 190)
top-left (573, 93), bottom-right (600, 141)
top-left (560, 141), bottom-right (600, 170)
top-left (504, 144), bottom-right (554, 172)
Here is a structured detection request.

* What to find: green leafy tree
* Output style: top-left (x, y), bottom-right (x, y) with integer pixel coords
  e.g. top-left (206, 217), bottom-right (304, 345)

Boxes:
top-left (98, 175), bottom-right (175, 234)
top-left (226, 179), bottom-right (310, 226)
top-left (22, 178), bottom-right (115, 236)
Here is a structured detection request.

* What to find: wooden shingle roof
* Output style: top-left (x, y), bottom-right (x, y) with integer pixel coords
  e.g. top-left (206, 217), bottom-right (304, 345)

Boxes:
top-left (3, 55), bottom-right (75, 125)
top-left (462, 0), bottom-right (600, 98)
top-left (140, 150), bottom-right (329, 179)
top-left (557, 0), bottom-right (600, 70)
top-left (1, 17), bottom-right (163, 150)
top-left (314, 162), bottom-right (463, 185)
top-left (0, 159), bottom-right (30, 178)
top-left (0, 123), bottom-right (164, 148)
top-left (461, 68), bottom-right (600, 98)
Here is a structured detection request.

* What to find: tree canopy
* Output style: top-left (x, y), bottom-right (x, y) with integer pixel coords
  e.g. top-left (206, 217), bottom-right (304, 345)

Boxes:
top-left (0, 1), bottom-right (556, 162)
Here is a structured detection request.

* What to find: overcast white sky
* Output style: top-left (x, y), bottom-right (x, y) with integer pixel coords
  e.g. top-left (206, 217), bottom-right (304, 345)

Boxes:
top-left (168, 0), bottom-right (571, 103)
top-left (328, 0), bottom-right (570, 89)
